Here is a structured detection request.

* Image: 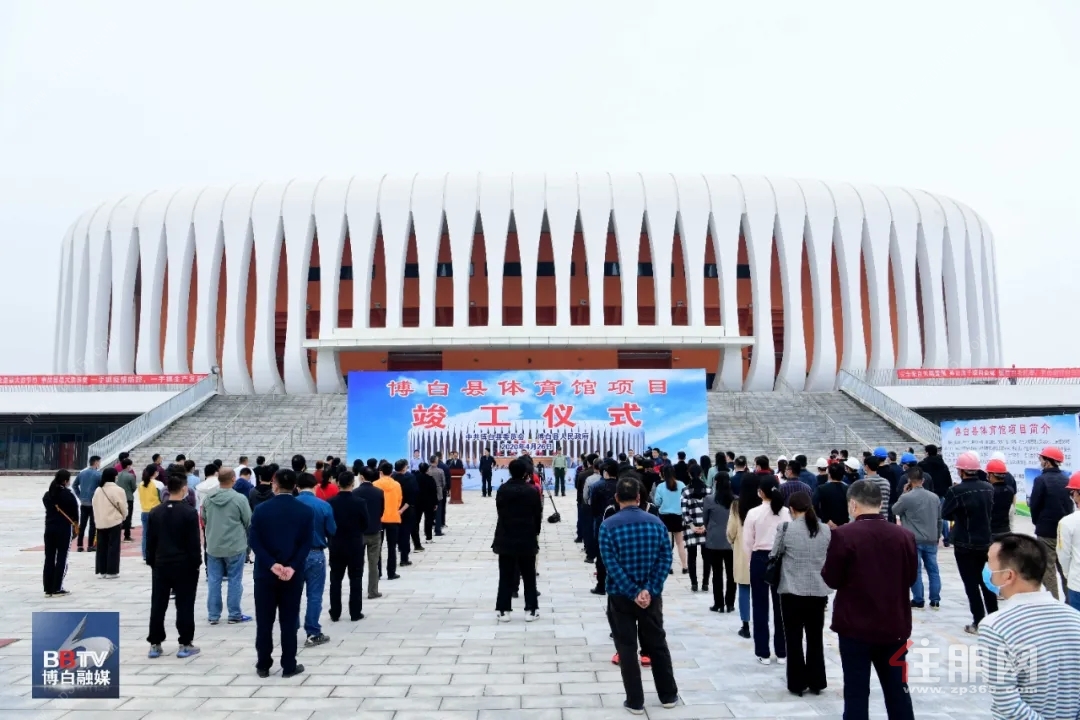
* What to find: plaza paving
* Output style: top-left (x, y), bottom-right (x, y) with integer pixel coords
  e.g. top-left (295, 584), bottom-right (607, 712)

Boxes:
top-left (0, 476), bottom-right (1000, 719)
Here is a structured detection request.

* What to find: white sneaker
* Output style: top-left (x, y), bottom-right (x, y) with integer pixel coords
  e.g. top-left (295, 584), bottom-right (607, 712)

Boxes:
top-left (525, 610), bottom-right (539, 622)
top-left (105, 574), bottom-right (119, 580)
top-left (777, 657), bottom-right (787, 665)
top-left (661, 696), bottom-right (681, 709)
top-left (497, 612), bottom-right (510, 623)
top-left (757, 656), bottom-right (772, 665)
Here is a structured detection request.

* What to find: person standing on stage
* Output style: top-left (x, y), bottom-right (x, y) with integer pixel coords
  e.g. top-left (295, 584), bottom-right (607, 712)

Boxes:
top-left (249, 468), bottom-right (313, 678)
top-left (145, 469), bottom-right (201, 659)
top-left (479, 447), bottom-right (495, 498)
top-left (552, 448), bottom-right (568, 497)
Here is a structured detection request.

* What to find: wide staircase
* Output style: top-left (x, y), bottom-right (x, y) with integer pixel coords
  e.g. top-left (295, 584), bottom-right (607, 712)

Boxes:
top-left (128, 389), bottom-right (919, 469)
top-left (130, 394), bottom-right (347, 467)
top-left (708, 390), bottom-right (919, 462)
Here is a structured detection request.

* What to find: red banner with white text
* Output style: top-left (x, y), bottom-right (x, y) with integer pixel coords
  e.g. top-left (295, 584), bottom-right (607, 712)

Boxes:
top-left (897, 368), bottom-right (1080, 380)
top-left (0, 374), bottom-right (207, 386)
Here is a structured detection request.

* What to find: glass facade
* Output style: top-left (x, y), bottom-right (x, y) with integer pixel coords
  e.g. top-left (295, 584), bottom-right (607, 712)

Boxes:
top-left (0, 415), bottom-right (137, 471)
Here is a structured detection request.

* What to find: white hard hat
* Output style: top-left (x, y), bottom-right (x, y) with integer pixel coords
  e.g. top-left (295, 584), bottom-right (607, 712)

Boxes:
top-left (991, 451), bottom-right (1007, 462)
top-left (778, 455), bottom-right (787, 462)
top-left (815, 457), bottom-right (829, 469)
top-left (845, 457), bottom-right (861, 472)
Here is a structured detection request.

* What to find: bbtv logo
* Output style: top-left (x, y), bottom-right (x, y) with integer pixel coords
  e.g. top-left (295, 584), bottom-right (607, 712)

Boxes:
top-left (32, 612), bottom-right (119, 699)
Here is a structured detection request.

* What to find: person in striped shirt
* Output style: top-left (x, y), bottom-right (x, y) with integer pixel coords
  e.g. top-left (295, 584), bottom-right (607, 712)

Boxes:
top-left (979, 532), bottom-right (1080, 720)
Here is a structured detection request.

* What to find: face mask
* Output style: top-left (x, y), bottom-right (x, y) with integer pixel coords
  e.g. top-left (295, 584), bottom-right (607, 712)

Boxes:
top-left (983, 564), bottom-right (1005, 595)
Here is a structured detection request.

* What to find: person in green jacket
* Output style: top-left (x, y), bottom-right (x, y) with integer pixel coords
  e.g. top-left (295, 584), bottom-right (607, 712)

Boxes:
top-left (116, 458), bottom-right (139, 542)
top-left (201, 468), bottom-right (253, 624)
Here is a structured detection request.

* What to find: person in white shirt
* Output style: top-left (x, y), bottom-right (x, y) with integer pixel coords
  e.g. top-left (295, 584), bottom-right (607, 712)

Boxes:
top-left (743, 476), bottom-right (792, 665)
top-left (980, 533), bottom-right (1080, 720)
top-left (236, 456), bottom-right (250, 480)
top-left (1055, 471), bottom-right (1080, 611)
top-left (196, 463), bottom-right (222, 511)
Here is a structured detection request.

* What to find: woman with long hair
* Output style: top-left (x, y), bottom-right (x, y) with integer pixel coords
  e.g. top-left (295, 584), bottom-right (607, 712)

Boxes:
top-left (43, 469), bottom-right (79, 597)
top-left (138, 464), bottom-right (163, 562)
top-left (92, 468), bottom-right (128, 578)
top-left (682, 464), bottom-right (709, 591)
top-left (700, 454), bottom-right (713, 489)
top-left (704, 471), bottom-right (736, 612)
top-left (770, 491), bottom-right (831, 696)
top-left (652, 464), bottom-right (688, 574)
top-left (315, 464), bottom-right (340, 500)
top-left (743, 476), bottom-right (791, 664)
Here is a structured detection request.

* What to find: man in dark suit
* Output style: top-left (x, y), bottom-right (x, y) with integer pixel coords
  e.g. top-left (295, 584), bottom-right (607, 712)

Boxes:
top-left (327, 471), bottom-right (369, 622)
top-left (392, 460), bottom-right (421, 563)
top-left (353, 468), bottom-right (385, 599)
top-left (249, 468), bottom-right (314, 678)
top-left (493, 458), bottom-right (543, 620)
top-left (479, 448), bottom-right (495, 498)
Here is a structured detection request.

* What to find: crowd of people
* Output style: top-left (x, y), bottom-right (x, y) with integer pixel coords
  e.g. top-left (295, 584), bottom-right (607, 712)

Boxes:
top-left (560, 444), bottom-right (1080, 718)
top-left (38, 440), bottom-right (1080, 718)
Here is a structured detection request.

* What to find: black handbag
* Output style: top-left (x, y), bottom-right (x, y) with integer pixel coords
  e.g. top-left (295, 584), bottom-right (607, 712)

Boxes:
top-left (763, 522), bottom-right (789, 587)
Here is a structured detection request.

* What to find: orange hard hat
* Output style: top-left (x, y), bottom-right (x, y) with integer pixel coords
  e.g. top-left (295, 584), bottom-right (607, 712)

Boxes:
top-left (1067, 472), bottom-right (1080, 491)
top-left (986, 458), bottom-right (1008, 474)
top-left (955, 452), bottom-right (981, 471)
top-left (1040, 446), bottom-right (1065, 463)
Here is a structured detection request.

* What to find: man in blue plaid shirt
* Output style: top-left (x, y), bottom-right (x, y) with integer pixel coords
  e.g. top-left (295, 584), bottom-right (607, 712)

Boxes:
top-left (599, 475), bottom-right (680, 714)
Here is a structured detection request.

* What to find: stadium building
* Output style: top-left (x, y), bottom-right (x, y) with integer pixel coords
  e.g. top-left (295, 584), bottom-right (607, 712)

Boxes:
top-left (52, 173), bottom-right (1002, 396)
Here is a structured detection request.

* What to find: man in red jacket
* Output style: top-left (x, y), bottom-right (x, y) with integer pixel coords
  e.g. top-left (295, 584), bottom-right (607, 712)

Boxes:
top-left (821, 479), bottom-right (916, 720)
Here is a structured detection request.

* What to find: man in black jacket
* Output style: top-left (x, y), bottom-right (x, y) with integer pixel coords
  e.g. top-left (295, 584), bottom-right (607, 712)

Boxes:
top-left (1029, 445), bottom-right (1073, 599)
top-left (479, 448), bottom-right (495, 498)
top-left (590, 460), bottom-right (620, 563)
top-left (353, 468), bottom-right (385, 599)
top-left (327, 471), bottom-right (369, 622)
top-left (414, 463), bottom-right (439, 542)
top-left (249, 466), bottom-right (275, 512)
top-left (919, 444), bottom-right (953, 546)
top-left (392, 460), bottom-right (421, 563)
top-left (941, 452), bottom-right (996, 633)
top-left (493, 458), bottom-right (543, 621)
top-left (146, 471), bottom-right (202, 659)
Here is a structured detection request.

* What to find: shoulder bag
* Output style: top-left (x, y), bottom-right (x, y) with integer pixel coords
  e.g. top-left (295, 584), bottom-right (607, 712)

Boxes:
top-left (763, 521), bottom-right (790, 587)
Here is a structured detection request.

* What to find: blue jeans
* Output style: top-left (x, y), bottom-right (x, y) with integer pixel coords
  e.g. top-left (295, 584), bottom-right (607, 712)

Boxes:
top-left (141, 512), bottom-right (150, 561)
top-left (738, 583), bottom-right (751, 622)
top-left (912, 543), bottom-right (941, 604)
top-left (206, 551), bottom-right (246, 621)
top-left (301, 549), bottom-right (326, 637)
top-left (1068, 590), bottom-right (1080, 612)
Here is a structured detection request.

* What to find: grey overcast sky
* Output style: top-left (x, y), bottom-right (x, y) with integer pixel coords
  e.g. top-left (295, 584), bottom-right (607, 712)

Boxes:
top-left (1, 0), bottom-right (1077, 373)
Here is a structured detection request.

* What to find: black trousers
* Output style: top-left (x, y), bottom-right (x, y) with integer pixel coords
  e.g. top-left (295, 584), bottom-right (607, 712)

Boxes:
top-left (254, 575), bottom-right (304, 673)
top-left (687, 544), bottom-right (702, 585)
top-left (496, 553), bottom-right (538, 612)
top-left (780, 594), bottom-right (828, 694)
top-left (420, 505), bottom-right (436, 541)
top-left (122, 501), bottom-right (135, 540)
top-left (329, 542), bottom-right (365, 621)
top-left (148, 563), bottom-right (198, 646)
top-left (596, 550), bottom-right (607, 590)
top-left (838, 635), bottom-right (914, 720)
top-left (383, 523), bottom-right (399, 576)
top-left (703, 548), bottom-right (736, 609)
top-left (43, 528), bottom-right (71, 594)
top-left (954, 545), bottom-right (997, 626)
top-left (94, 525), bottom-right (121, 575)
top-left (554, 468), bottom-right (566, 495)
top-left (481, 473), bottom-right (492, 497)
top-left (608, 594), bottom-right (679, 710)
top-left (77, 504), bottom-right (96, 548)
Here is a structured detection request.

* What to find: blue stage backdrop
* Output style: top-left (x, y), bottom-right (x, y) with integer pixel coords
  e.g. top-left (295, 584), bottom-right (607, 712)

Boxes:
top-left (347, 369), bottom-right (707, 490)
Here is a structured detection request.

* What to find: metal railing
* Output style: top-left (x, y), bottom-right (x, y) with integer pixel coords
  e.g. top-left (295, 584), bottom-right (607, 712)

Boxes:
top-left (836, 370), bottom-right (941, 446)
top-left (849, 369), bottom-right (1080, 387)
top-left (88, 374), bottom-right (219, 464)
